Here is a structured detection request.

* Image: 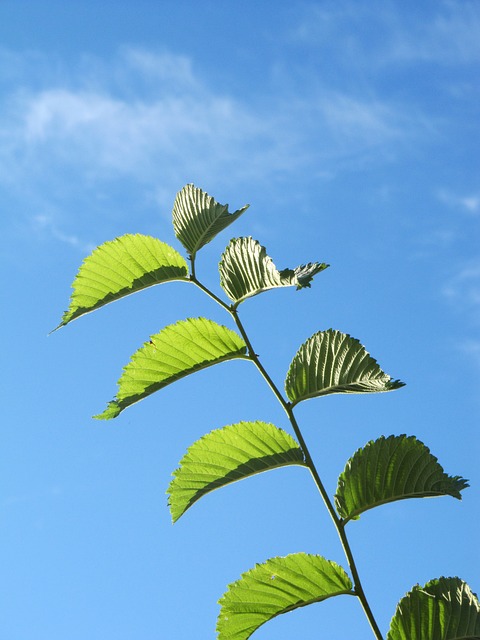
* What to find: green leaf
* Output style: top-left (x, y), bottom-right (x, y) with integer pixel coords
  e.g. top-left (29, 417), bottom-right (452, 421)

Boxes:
top-left (219, 237), bottom-right (328, 306)
top-left (285, 329), bottom-right (404, 406)
top-left (167, 421), bottom-right (306, 522)
top-left (95, 318), bottom-right (247, 419)
top-left (335, 435), bottom-right (469, 523)
top-left (172, 184), bottom-right (249, 259)
top-left (387, 577), bottom-right (480, 640)
top-left (55, 234), bottom-right (189, 329)
top-left (217, 553), bottom-right (353, 640)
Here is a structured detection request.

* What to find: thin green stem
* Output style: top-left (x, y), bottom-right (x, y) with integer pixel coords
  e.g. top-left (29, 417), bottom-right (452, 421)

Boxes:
top-left (190, 275), bottom-right (232, 311)
top-left (191, 276), bottom-right (383, 639)
top-left (232, 310), bottom-right (383, 640)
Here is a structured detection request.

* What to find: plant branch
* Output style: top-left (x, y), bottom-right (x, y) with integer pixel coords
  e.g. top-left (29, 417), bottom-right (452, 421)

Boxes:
top-left (234, 313), bottom-right (384, 640)
top-left (191, 277), bottom-right (384, 639)
top-left (190, 275), bottom-right (233, 312)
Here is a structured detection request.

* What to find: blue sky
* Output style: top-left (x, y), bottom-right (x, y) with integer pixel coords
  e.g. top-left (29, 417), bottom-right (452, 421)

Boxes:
top-left (1, 1), bottom-right (479, 639)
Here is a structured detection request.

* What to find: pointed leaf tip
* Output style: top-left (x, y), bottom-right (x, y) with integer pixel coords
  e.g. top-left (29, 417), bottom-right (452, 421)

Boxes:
top-left (387, 577), bottom-right (480, 640)
top-left (285, 329), bottom-right (404, 406)
top-left (217, 553), bottom-right (353, 640)
top-left (219, 237), bottom-right (328, 306)
top-left (55, 234), bottom-right (189, 329)
top-left (97, 317), bottom-right (247, 419)
top-left (172, 184), bottom-right (248, 259)
top-left (335, 435), bottom-right (469, 522)
top-left (167, 421), bottom-right (306, 522)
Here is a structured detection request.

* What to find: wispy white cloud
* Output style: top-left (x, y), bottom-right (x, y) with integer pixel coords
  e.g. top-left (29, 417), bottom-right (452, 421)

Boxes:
top-left (442, 260), bottom-right (480, 318)
top-left (32, 214), bottom-right (95, 253)
top-left (0, 47), bottom-right (421, 183)
top-left (292, 1), bottom-right (480, 66)
top-left (460, 339), bottom-right (480, 369)
top-left (389, 3), bottom-right (480, 65)
top-left (0, 45), bottom-right (425, 249)
top-left (437, 189), bottom-right (480, 215)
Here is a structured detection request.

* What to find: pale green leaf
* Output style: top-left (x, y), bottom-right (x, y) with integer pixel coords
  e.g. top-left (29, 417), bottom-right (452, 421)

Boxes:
top-left (167, 421), bottom-right (306, 522)
top-left (55, 234), bottom-right (188, 329)
top-left (219, 237), bottom-right (328, 306)
top-left (335, 435), bottom-right (469, 523)
top-left (387, 577), bottom-right (480, 640)
top-left (172, 184), bottom-right (249, 259)
top-left (217, 553), bottom-right (353, 640)
top-left (285, 329), bottom-right (404, 406)
top-left (95, 318), bottom-right (247, 419)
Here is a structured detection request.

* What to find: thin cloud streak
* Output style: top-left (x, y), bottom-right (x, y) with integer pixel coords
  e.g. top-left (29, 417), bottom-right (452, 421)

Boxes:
top-left (442, 260), bottom-right (480, 320)
top-left (0, 47), bottom-right (423, 192)
top-left (292, 1), bottom-right (480, 66)
top-left (437, 189), bottom-right (480, 215)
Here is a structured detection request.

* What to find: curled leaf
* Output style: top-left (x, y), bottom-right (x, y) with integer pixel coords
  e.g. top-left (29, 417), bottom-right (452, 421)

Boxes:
top-left (172, 184), bottom-right (249, 259)
top-left (285, 329), bottom-right (404, 406)
top-left (335, 435), bottom-right (469, 523)
top-left (219, 236), bottom-right (328, 306)
top-left (387, 577), bottom-right (480, 640)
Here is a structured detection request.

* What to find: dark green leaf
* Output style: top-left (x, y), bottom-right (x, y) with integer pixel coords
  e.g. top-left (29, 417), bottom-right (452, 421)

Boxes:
top-left (172, 184), bottom-right (249, 259)
top-left (217, 553), bottom-right (353, 640)
top-left (219, 237), bottom-right (328, 306)
top-left (285, 329), bottom-right (404, 406)
top-left (335, 435), bottom-right (469, 522)
top-left (95, 318), bottom-right (247, 419)
top-left (167, 421), bottom-right (306, 522)
top-left (387, 577), bottom-right (480, 640)
top-left (54, 234), bottom-right (188, 330)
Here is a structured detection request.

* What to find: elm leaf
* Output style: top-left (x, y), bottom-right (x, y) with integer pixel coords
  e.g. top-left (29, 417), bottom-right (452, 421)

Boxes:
top-left (219, 236), bottom-right (328, 306)
top-left (55, 234), bottom-right (188, 329)
top-left (335, 435), bottom-right (469, 523)
top-left (167, 421), bottom-right (306, 522)
top-left (285, 329), bottom-right (404, 406)
top-left (172, 184), bottom-right (249, 259)
top-left (95, 318), bottom-right (247, 419)
top-left (217, 553), bottom-right (353, 640)
top-left (387, 577), bottom-right (480, 640)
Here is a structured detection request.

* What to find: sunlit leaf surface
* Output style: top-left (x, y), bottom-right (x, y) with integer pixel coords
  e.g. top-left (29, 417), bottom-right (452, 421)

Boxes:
top-left (387, 577), bottom-right (480, 640)
top-left (55, 234), bottom-right (188, 329)
top-left (172, 184), bottom-right (249, 259)
top-left (167, 421), bottom-right (306, 522)
top-left (335, 435), bottom-right (469, 522)
top-left (217, 553), bottom-right (353, 640)
top-left (95, 318), bottom-right (247, 419)
top-left (219, 236), bottom-right (328, 306)
top-left (285, 329), bottom-right (404, 406)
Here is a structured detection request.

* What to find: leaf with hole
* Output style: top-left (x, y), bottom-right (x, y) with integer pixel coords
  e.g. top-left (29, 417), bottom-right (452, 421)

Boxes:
top-left (54, 234), bottom-right (189, 330)
top-left (219, 236), bottom-right (328, 306)
top-left (217, 553), bottom-right (353, 640)
top-left (387, 577), bottom-right (480, 640)
top-left (95, 318), bottom-right (247, 419)
top-left (335, 435), bottom-right (468, 523)
top-left (285, 329), bottom-right (404, 406)
top-left (172, 184), bottom-right (249, 259)
top-left (167, 421), bottom-right (306, 522)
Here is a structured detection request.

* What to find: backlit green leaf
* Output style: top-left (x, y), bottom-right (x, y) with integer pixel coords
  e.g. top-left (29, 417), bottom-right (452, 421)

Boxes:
top-left (219, 237), bottom-right (328, 306)
top-left (335, 435), bottom-right (468, 523)
top-left (387, 577), bottom-right (480, 640)
top-left (172, 184), bottom-right (249, 259)
top-left (55, 234), bottom-right (188, 329)
top-left (95, 318), bottom-right (247, 419)
top-left (217, 553), bottom-right (353, 640)
top-left (285, 329), bottom-right (404, 406)
top-left (167, 421), bottom-right (306, 522)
